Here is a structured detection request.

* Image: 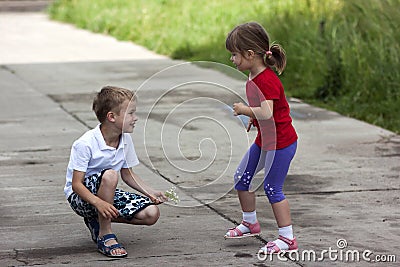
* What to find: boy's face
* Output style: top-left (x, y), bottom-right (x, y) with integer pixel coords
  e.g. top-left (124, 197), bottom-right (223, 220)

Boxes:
top-left (116, 99), bottom-right (138, 133)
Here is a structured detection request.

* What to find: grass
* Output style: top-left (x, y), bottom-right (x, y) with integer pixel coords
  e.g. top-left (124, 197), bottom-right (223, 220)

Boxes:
top-left (48, 0), bottom-right (400, 133)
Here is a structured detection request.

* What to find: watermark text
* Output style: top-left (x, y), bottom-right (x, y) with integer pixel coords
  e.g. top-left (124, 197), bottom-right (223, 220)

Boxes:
top-left (258, 239), bottom-right (397, 263)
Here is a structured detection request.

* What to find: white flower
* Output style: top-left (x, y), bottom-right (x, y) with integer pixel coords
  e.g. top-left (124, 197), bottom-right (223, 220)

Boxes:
top-left (165, 186), bottom-right (180, 204)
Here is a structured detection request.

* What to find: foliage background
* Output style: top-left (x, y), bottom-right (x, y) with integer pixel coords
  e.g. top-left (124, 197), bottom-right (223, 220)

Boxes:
top-left (48, 0), bottom-right (400, 133)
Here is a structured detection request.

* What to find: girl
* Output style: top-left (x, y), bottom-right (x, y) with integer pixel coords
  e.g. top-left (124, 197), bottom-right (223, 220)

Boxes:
top-left (223, 22), bottom-right (298, 255)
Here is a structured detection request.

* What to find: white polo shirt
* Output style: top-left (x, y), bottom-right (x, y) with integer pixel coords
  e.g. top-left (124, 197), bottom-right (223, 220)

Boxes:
top-left (64, 124), bottom-right (139, 199)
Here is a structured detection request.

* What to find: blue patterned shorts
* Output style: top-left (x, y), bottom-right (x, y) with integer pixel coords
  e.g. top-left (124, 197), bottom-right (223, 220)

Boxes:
top-left (68, 170), bottom-right (153, 221)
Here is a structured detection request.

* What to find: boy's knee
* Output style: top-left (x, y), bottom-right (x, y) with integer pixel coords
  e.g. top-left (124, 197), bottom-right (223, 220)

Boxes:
top-left (144, 205), bottom-right (160, 225)
top-left (101, 169), bottom-right (118, 186)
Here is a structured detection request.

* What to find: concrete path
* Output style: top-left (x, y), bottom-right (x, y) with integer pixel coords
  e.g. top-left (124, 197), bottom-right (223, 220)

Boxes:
top-left (0, 10), bottom-right (399, 267)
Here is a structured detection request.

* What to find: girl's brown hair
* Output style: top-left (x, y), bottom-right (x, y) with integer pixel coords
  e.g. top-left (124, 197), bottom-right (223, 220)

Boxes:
top-left (226, 22), bottom-right (286, 74)
top-left (92, 86), bottom-right (136, 123)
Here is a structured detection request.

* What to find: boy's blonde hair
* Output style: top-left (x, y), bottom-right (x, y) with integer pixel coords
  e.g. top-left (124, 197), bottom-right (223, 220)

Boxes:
top-left (92, 86), bottom-right (136, 123)
top-left (226, 22), bottom-right (286, 74)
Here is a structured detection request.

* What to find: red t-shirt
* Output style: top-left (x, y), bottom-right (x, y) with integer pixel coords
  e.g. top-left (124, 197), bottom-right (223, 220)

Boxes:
top-left (246, 68), bottom-right (297, 150)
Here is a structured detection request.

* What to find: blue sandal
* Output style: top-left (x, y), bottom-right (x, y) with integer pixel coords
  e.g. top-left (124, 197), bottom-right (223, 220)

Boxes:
top-left (84, 217), bottom-right (99, 243)
top-left (97, 234), bottom-right (128, 258)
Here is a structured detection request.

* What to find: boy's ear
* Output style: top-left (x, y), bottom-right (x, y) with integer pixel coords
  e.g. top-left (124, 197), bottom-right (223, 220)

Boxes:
top-left (106, 111), bottom-right (116, 122)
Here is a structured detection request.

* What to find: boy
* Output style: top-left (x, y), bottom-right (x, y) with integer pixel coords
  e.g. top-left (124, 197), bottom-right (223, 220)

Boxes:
top-left (64, 86), bottom-right (167, 258)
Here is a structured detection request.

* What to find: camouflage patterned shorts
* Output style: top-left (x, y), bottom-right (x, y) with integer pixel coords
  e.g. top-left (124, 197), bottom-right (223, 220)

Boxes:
top-left (67, 170), bottom-right (153, 221)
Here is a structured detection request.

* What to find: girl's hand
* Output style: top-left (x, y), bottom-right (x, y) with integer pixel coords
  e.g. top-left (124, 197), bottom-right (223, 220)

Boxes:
top-left (149, 191), bottom-right (168, 205)
top-left (233, 102), bottom-right (246, 116)
top-left (246, 117), bottom-right (254, 132)
top-left (95, 199), bottom-right (119, 219)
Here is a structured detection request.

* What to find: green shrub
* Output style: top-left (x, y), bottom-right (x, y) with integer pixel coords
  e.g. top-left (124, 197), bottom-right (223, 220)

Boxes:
top-left (48, 0), bottom-right (400, 133)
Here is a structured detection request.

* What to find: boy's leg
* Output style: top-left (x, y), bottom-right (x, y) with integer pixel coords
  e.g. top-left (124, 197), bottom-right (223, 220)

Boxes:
top-left (96, 169), bottom-right (126, 256)
top-left (112, 188), bottom-right (158, 225)
top-left (114, 205), bottom-right (160, 225)
top-left (132, 205), bottom-right (159, 225)
top-left (96, 169), bottom-right (118, 235)
top-left (68, 169), bottom-right (126, 256)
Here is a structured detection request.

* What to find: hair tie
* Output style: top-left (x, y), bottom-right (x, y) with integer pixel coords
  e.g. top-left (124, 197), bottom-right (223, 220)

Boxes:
top-left (266, 50), bottom-right (272, 57)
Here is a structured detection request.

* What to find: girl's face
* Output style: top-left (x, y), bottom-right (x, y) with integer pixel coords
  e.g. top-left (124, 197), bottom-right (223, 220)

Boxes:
top-left (229, 51), bottom-right (252, 71)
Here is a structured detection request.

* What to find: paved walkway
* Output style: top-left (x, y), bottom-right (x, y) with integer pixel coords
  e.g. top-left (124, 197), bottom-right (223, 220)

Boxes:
top-left (0, 11), bottom-right (399, 267)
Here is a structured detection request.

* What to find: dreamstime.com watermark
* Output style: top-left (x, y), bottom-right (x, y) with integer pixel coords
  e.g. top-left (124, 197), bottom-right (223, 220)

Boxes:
top-left (257, 239), bottom-right (397, 263)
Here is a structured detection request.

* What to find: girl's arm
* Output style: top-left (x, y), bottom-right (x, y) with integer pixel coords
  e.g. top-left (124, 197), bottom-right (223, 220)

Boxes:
top-left (120, 168), bottom-right (167, 204)
top-left (233, 100), bottom-right (273, 120)
top-left (71, 170), bottom-right (119, 219)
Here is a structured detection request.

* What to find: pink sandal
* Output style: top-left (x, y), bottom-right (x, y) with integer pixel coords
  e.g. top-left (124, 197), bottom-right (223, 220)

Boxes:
top-left (258, 235), bottom-right (298, 254)
top-left (224, 221), bottom-right (261, 239)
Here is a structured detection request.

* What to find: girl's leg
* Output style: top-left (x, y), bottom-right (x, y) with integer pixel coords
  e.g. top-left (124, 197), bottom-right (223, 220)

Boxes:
top-left (235, 143), bottom-right (265, 211)
top-left (234, 144), bottom-right (263, 212)
top-left (265, 148), bottom-right (292, 228)
top-left (237, 190), bottom-right (256, 212)
top-left (264, 142), bottom-right (296, 223)
top-left (271, 199), bottom-right (292, 227)
top-left (263, 142), bottom-right (297, 250)
top-left (225, 144), bottom-right (265, 237)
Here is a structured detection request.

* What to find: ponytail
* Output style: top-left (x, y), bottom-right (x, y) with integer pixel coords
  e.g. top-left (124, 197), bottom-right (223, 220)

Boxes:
top-left (265, 43), bottom-right (286, 75)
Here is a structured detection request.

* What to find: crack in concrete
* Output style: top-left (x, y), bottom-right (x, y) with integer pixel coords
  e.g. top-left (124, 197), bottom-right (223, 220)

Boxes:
top-left (147, 167), bottom-right (305, 266)
top-left (14, 248), bottom-right (29, 265)
top-left (284, 187), bottom-right (400, 196)
top-left (57, 103), bottom-right (92, 130)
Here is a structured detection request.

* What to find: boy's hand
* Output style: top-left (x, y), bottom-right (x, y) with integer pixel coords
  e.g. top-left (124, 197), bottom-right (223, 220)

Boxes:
top-left (95, 199), bottom-right (119, 219)
top-left (149, 191), bottom-right (168, 205)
